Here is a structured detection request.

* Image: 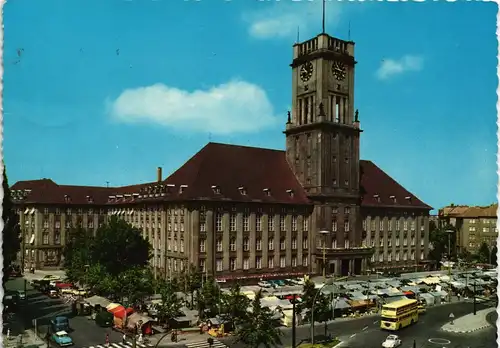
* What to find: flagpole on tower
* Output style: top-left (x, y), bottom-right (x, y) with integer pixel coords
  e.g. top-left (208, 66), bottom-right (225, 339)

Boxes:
top-left (322, 0), bottom-right (326, 34)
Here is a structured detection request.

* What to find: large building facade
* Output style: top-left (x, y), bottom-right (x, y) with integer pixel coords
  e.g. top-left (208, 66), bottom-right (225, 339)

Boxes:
top-left (438, 204), bottom-right (498, 254)
top-left (12, 32), bottom-right (432, 280)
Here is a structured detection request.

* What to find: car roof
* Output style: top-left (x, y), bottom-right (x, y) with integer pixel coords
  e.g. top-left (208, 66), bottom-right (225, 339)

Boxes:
top-left (387, 334), bottom-right (398, 339)
top-left (55, 331), bottom-right (68, 336)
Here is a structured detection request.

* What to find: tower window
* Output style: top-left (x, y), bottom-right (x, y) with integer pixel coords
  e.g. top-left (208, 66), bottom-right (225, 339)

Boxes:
top-left (333, 179), bottom-right (337, 185)
top-left (344, 180), bottom-right (349, 186)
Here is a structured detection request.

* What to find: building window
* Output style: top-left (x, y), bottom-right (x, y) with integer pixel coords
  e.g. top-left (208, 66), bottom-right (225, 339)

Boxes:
top-left (395, 253), bottom-right (400, 261)
top-left (268, 239), bottom-right (274, 251)
top-left (292, 257), bottom-right (297, 267)
top-left (280, 215), bottom-right (286, 231)
top-left (280, 238), bottom-right (286, 250)
top-left (43, 221), bottom-right (49, 229)
top-left (411, 252), bottom-right (415, 260)
top-left (403, 252), bottom-right (408, 261)
top-left (362, 220), bottom-right (367, 231)
top-left (174, 240), bottom-right (178, 252)
top-left (302, 256), bottom-right (308, 267)
top-left (256, 256), bottom-right (262, 269)
top-left (292, 216), bottom-right (298, 231)
top-left (411, 221), bottom-right (415, 231)
top-left (216, 213), bottom-right (223, 232)
top-left (379, 220), bottom-right (384, 230)
top-left (88, 221), bottom-right (94, 229)
top-left (268, 257), bottom-right (274, 269)
top-left (389, 220), bottom-right (393, 231)
top-left (180, 239), bottom-right (184, 252)
top-left (388, 253), bottom-right (392, 262)
top-left (303, 237), bottom-right (308, 250)
top-left (344, 240), bottom-right (349, 248)
top-left (256, 214), bottom-right (262, 231)
top-left (243, 258), bottom-right (249, 270)
top-left (229, 214), bottom-right (236, 232)
top-left (332, 218), bottom-right (337, 232)
top-left (388, 238), bottom-right (392, 247)
top-left (243, 238), bottom-right (249, 251)
top-left (403, 238), bottom-right (408, 246)
top-left (483, 227), bottom-right (488, 233)
top-left (303, 217), bottom-right (309, 231)
top-left (292, 238), bottom-right (297, 250)
top-left (256, 238), bottom-right (262, 251)
top-left (200, 211), bottom-right (206, 232)
top-left (243, 214), bottom-right (250, 232)
top-left (44, 208), bottom-right (49, 215)
top-left (54, 231), bottom-right (61, 244)
top-left (344, 207), bottom-right (350, 215)
top-left (403, 220), bottom-right (408, 231)
top-left (230, 258), bottom-right (236, 271)
top-left (379, 254), bottom-right (383, 262)
top-left (411, 238), bottom-right (415, 246)
top-left (268, 216), bottom-right (275, 231)
top-left (230, 238), bottom-right (236, 251)
top-left (395, 238), bottom-right (400, 247)
top-left (370, 220), bottom-right (376, 231)
top-left (280, 256), bottom-right (286, 268)
top-left (216, 239), bottom-right (223, 252)
top-left (396, 220), bottom-right (400, 230)
top-left (42, 232), bottom-right (49, 245)
top-left (200, 259), bottom-right (207, 272)
top-left (344, 221), bottom-right (350, 232)
top-left (332, 239), bottom-right (337, 249)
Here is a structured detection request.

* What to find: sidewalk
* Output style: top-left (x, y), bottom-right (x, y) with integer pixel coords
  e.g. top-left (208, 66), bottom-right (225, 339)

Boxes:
top-left (3, 312), bottom-right (47, 348)
top-left (441, 307), bottom-right (495, 333)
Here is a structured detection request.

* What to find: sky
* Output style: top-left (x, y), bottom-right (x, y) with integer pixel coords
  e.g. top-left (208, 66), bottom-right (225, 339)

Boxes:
top-left (4, 0), bottom-right (498, 213)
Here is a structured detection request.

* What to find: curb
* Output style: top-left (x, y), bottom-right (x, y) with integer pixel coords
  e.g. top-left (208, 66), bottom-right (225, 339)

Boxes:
top-left (441, 323), bottom-right (492, 333)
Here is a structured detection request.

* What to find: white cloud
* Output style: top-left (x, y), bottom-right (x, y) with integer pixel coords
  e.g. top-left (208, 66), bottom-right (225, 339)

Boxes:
top-left (376, 55), bottom-right (424, 80)
top-left (107, 80), bottom-right (279, 134)
top-left (243, 1), bottom-right (343, 40)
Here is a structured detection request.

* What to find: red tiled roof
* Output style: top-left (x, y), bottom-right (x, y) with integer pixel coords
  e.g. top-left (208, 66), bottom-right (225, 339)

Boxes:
top-left (10, 142), bottom-right (432, 210)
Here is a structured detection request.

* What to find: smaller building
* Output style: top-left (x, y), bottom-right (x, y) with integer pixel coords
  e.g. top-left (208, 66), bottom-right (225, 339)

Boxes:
top-left (438, 204), bottom-right (498, 254)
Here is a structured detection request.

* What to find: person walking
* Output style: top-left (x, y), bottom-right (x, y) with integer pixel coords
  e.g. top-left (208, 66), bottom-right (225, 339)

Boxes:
top-left (105, 333), bottom-right (110, 347)
top-left (122, 333), bottom-right (127, 344)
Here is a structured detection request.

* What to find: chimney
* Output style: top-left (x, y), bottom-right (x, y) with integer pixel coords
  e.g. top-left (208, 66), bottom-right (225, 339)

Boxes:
top-left (157, 167), bottom-right (162, 182)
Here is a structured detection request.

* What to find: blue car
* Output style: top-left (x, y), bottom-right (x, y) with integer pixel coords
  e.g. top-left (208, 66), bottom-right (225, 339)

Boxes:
top-left (52, 331), bottom-right (73, 346)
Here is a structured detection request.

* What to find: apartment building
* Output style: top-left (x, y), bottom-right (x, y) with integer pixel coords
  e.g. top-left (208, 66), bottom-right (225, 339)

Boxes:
top-left (11, 31), bottom-right (432, 279)
top-left (439, 204), bottom-right (498, 253)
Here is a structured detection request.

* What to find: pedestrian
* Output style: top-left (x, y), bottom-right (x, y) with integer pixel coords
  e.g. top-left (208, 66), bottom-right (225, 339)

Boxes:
top-left (457, 292), bottom-right (461, 301)
top-left (6, 328), bottom-right (10, 339)
top-left (138, 333), bottom-right (143, 343)
top-left (122, 333), bottom-right (127, 344)
top-left (105, 333), bottom-right (110, 347)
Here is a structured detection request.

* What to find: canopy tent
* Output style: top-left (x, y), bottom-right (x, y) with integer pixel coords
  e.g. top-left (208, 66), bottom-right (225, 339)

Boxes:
top-left (106, 303), bottom-right (121, 311)
top-left (126, 312), bottom-right (154, 330)
top-left (333, 299), bottom-right (351, 309)
top-left (55, 283), bottom-right (73, 289)
top-left (85, 296), bottom-right (111, 308)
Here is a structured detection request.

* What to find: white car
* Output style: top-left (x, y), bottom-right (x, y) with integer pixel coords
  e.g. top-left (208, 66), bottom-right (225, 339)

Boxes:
top-left (382, 335), bottom-right (401, 348)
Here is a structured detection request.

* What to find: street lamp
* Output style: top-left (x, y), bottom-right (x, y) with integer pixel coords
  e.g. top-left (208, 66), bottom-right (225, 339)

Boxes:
top-left (310, 278), bottom-right (336, 345)
top-left (319, 229), bottom-right (330, 279)
top-left (445, 229), bottom-right (454, 302)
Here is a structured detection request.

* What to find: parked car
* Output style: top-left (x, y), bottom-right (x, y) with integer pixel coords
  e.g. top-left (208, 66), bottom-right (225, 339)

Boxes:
top-left (382, 335), bottom-right (402, 348)
top-left (17, 290), bottom-right (26, 300)
top-left (51, 316), bottom-right (70, 332)
top-left (52, 331), bottom-right (73, 346)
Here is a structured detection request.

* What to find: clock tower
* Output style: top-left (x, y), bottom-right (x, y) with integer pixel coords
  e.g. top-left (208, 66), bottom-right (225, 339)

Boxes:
top-left (284, 33), bottom-right (370, 276)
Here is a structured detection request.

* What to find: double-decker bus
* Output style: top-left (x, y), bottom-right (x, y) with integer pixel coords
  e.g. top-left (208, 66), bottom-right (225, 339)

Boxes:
top-left (380, 298), bottom-right (418, 331)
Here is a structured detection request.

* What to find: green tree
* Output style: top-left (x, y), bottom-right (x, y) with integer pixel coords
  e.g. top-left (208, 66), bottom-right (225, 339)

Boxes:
top-left (180, 264), bottom-right (203, 308)
top-left (118, 267), bottom-right (155, 306)
top-left (476, 242), bottom-right (490, 264)
top-left (316, 294), bottom-right (332, 337)
top-left (92, 217), bottom-right (151, 276)
top-left (428, 224), bottom-right (456, 267)
top-left (490, 246), bottom-right (497, 266)
top-left (155, 282), bottom-right (183, 325)
top-left (220, 283), bottom-right (250, 326)
top-left (2, 167), bottom-right (21, 285)
top-left (235, 290), bottom-right (282, 348)
top-left (62, 226), bottom-right (94, 284)
top-left (297, 279), bottom-right (317, 322)
top-left (197, 278), bottom-right (221, 319)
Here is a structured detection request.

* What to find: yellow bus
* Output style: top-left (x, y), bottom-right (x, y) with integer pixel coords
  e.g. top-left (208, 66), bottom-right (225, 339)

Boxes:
top-left (380, 298), bottom-right (418, 331)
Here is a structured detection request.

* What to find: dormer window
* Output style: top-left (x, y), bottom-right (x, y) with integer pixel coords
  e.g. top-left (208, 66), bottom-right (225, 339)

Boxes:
top-left (405, 196), bottom-right (412, 204)
top-left (389, 195), bottom-right (397, 203)
top-left (373, 194), bottom-right (380, 203)
top-left (238, 186), bottom-right (247, 195)
top-left (124, 194), bottom-right (131, 199)
top-left (286, 189), bottom-right (294, 198)
top-left (180, 184), bottom-right (188, 194)
top-left (116, 194), bottom-right (123, 199)
top-left (166, 184), bottom-right (175, 193)
top-left (211, 185), bottom-right (220, 194)
top-left (64, 194), bottom-right (71, 203)
top-left (263, 188), bottom-right (271, 196)
top-left (86, 195), bottom-right (94, 203)
top-left (108, 195), bottom-right (115, 201)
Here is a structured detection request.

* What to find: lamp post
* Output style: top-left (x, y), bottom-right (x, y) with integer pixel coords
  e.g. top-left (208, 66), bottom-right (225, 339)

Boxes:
top-left (291, 294), bottom-right (298, 348)
top-left (445, 229), bottom-right (454, 302)
top-left (319, 229), bottom-right (330, 279)
top-left (310, 278), bottom-right (335, 345)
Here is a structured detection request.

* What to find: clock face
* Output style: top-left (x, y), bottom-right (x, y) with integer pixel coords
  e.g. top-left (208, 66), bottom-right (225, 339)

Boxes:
top-left (332, 61), bottom-right (347, 81)
top-left (300, 62), bottom-right (314, 82)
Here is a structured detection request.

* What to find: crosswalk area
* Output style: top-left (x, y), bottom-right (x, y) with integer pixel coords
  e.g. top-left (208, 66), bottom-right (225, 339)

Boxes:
top-left (87, 341), bottom-right (152, 348)
top-left (185, 338), bottom-right (228, 348)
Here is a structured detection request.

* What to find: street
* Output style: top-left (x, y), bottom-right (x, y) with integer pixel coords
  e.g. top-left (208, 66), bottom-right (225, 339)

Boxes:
top-left (221, 302), bottom-right (494, 348)
top-left (6, 278), bottom-right (125, 348)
